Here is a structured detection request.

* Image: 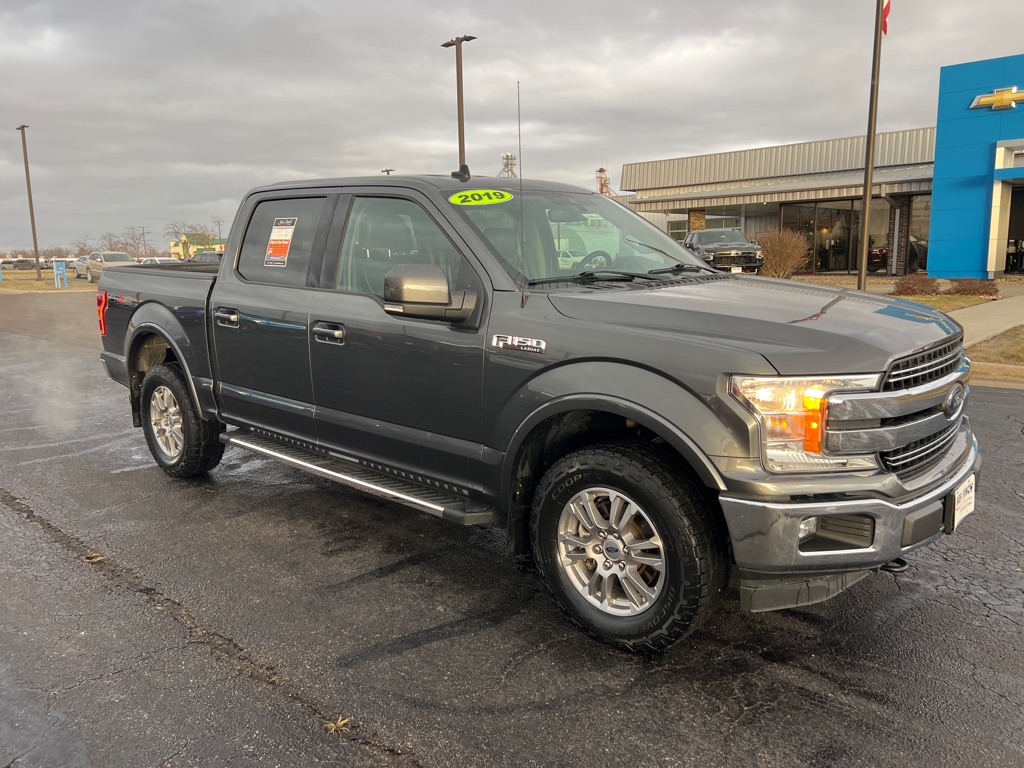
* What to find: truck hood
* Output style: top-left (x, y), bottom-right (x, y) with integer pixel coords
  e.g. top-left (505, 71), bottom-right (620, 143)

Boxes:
top-left (547, 276), bottom-right (962, 375)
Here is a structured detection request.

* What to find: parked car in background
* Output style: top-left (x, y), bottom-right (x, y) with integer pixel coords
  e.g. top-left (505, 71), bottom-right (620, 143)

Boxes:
top-left (0, 257), bottom-right (15, 270)
top-left (189, 251), bottom-right (223, 264)
top-left (81, 251), bottom-right (137, 283)
top-left (10, 257), bottom-right (37, 270)
top-left (72, 256), bottom-right (90, 279)
top-left (867, 236), bottom-right (929, 273)
top-left (141, 257), bottom-right (181, 266)
top-left (682, 228), bottom-right (764, 273)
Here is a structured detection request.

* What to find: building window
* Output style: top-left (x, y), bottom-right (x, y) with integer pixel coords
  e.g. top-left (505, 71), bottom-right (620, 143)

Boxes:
top-left (668, 221), bottom-right (688, 242)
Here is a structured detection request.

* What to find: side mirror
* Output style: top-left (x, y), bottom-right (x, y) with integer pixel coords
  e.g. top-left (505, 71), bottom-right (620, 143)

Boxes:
top-left (382, 264), bottom-right (477, 323)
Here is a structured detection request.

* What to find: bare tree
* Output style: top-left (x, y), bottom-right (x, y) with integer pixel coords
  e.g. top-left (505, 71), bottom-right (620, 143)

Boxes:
top-left (70, 236), bottom-right (91, 255)
top-left (122, 226), bottom-right (150, 257)
top-left (164, 220), bottom-right (215, 255)
top-left (98, 232), bottom-right (128, 251)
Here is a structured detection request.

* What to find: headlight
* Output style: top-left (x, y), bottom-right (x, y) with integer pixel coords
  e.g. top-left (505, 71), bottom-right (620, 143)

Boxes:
top-left (730, 375), bottom-right (880, 473)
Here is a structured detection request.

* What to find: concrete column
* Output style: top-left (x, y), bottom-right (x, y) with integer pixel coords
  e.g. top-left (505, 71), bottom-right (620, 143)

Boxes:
top-left (887, 196), bottom-right (913, 275)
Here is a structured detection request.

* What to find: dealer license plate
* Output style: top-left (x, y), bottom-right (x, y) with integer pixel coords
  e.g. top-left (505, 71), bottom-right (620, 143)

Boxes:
top-left (946, 474), bottom-right (975, 533)
top-left (730, 266), bottom-right (742, 273)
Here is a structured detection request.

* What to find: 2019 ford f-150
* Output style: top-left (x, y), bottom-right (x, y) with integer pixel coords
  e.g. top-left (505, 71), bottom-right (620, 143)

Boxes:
top-left (98, 176), bottom-right (979, 651)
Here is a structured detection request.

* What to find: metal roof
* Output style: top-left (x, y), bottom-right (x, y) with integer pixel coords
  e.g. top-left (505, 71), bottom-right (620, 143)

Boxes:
top-left (630, 164), bottom-right (934, 212)
top-left (621, 127), bottom-right (936, 195)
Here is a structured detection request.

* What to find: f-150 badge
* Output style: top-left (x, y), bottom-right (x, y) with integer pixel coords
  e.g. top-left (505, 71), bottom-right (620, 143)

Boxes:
top-left (491, 334), bottom-right (547, 354)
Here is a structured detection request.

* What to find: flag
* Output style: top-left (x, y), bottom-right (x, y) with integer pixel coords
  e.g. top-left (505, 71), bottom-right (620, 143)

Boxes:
top-left (882, 0), bottom-right (890, 36)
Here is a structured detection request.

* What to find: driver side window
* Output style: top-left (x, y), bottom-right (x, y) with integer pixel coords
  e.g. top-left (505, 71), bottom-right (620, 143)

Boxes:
top-left (336, 197), bottom-right (471, 298)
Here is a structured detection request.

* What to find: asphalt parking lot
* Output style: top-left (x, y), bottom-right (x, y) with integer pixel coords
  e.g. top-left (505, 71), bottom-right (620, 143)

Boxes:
top-left (1, 292), bottom-right (1022, 767)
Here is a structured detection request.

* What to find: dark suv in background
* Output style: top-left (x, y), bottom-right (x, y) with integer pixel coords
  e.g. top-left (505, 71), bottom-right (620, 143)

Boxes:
top-left (867, 236), bottom-right (929, 273)
top-left (683, 228), bottom-right (764, 273)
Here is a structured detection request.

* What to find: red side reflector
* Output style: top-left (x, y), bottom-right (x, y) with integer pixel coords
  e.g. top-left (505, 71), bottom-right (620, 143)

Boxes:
top-left (97, 291), bottom-right (108, 336)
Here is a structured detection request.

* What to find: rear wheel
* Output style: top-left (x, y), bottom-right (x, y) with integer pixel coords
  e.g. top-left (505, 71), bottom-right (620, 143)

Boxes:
top-left (140, 363), bottom-right (224, 477)
top-left (530, 442), bottom-right (726, 652)
top-left (86, 268), bottom-right (95, 283)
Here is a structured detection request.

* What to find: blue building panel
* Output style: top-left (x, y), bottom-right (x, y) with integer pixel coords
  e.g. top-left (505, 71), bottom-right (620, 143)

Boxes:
top-left (930, 54), bottom-right (1024, 278)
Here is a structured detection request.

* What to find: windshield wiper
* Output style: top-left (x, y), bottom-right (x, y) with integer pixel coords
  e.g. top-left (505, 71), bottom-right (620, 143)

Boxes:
top-left (526, 270), bottom-right (642, 286)
top-left (647, 263), bottom-right (708, 274)
top-left (623, 235), bottom-right (686, 263)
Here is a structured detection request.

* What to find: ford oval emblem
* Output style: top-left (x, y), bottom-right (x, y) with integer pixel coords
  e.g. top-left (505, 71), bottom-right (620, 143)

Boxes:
top-left (604, 543), bottom-right (620, 556)
top-left (944, 383), bottom-right (966, 418)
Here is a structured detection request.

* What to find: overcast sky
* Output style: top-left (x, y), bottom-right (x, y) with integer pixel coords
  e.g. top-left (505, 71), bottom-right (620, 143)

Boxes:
top-left (2, 0), bottom-right (1023, 251)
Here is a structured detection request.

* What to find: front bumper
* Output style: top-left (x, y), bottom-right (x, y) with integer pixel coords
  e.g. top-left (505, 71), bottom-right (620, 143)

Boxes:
top-left (719, 429), bottom-right (980, 611)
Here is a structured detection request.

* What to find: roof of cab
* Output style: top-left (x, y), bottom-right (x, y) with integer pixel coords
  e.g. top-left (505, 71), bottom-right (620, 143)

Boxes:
top-left (245, 174), bottom-right (594, 198)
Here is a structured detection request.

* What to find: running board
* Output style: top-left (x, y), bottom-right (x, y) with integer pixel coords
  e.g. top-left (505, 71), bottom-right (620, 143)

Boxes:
top-left (220, 431), bottom-right (496, 525)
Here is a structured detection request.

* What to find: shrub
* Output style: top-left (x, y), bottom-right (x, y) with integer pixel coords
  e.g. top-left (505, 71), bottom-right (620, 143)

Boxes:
top-left (756, 229), bottom-right (809, 278)
top-left (891, 273), bottom-right (940, 296)
top-left (945, 279), bottom-right (999, 296)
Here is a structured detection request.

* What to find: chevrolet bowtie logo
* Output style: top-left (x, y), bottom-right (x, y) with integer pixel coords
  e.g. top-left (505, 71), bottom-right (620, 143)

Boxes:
top-left (970, 86), bottom-right (1024, 110)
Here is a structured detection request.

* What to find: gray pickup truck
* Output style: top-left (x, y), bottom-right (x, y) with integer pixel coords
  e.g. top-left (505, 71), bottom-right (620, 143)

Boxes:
top-left (98, 176), bottom-right (979, 651)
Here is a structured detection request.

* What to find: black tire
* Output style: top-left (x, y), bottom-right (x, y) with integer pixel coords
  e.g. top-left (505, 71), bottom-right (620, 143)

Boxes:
top-left (86, 268), bottom-right (95, 283)
top-left (140, 363), bottom-right (225, 477)
top-left (530, 442), bottom-right (726, 652)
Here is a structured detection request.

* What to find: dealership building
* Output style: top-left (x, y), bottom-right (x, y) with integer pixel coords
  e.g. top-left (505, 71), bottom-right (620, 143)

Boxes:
top-left (619, 53), bottom-right (1024, 278)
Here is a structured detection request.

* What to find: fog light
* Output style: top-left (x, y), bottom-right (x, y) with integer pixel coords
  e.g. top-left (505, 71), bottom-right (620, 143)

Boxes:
top-left (798, 516), bottom-right (819, 541)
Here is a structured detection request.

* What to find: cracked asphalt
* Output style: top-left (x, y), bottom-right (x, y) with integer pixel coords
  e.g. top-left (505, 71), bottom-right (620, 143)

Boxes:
top-left (1, 292), bottom-right (1022, 767)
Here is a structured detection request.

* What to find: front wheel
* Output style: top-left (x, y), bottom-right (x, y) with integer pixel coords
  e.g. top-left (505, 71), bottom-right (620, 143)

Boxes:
top-left (530, 443), bottom-right (726, 652)
top-left (140, 363), bottom-right (225, 477)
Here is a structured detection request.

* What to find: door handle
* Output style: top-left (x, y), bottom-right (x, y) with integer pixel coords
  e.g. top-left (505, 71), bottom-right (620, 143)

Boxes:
top-left (214, 308), bottom-right (240, 327)
top-left (312, 321), bottom-right (346, 344)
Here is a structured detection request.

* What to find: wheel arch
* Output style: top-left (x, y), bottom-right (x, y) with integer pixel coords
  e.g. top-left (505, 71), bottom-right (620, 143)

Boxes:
top-left (500, 393), bottom-right (730, 558)
top-left (124, 312), bottom-right (204, 426)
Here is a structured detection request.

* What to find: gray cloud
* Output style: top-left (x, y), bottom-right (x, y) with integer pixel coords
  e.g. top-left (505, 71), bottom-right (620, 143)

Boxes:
top-left (1, 0), bottom-right (1022, 250)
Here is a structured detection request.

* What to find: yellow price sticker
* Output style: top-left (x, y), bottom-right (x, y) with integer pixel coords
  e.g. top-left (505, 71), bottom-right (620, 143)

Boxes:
top-left (448, 189), bottom-right (514, 206)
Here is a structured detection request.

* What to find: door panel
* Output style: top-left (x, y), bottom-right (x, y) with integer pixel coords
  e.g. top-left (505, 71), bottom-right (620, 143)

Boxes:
top-left (309, 194), bottom-right (487, 491)
top-left (211, 195), bottom-right (330, 442)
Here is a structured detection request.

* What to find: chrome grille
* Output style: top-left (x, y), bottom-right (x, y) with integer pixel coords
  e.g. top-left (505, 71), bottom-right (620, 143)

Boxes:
top-left (883, 337), bottom-right (964, 391)
top-left (712, 253), bottom-right (759, 266)
top-left (879, 422), bottom-right (960, 474)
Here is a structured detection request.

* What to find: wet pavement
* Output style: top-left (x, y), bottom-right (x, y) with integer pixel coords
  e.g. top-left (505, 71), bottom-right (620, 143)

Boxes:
top-left (1, 292), bottom-right (1022, 767)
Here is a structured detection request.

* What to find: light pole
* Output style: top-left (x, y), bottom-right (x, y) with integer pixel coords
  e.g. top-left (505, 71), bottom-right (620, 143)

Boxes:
top-left (16, 124), bottom-right (42, 280)
top-left (441, 34), bottom-right (476, 181)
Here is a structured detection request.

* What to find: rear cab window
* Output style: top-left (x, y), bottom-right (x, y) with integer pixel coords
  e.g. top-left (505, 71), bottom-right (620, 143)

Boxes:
top-left (237, 197), bottom-right (327, 286)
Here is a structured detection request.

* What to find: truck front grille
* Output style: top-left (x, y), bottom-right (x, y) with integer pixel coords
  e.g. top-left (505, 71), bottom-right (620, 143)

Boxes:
top-left (883, 336), bottom-right (964, 391)
top-left (712, 253), bottom-right (759, 266)
top-left (879, 422), bottom-right (960, 474)
top-left (825, 334), bottom-right (970, 479)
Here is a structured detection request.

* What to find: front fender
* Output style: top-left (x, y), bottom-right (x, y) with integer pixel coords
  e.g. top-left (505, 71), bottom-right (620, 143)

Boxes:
top-left (495, 361), bottom-right (758, 501)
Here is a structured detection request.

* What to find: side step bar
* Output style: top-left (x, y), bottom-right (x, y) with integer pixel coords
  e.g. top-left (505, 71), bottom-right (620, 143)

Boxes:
top-left (220, 431), bottom-right (497, 525)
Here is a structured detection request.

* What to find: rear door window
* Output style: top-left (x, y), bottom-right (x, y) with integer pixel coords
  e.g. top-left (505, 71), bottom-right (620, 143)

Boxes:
top-left (238, 197), bottom-right (327, 286)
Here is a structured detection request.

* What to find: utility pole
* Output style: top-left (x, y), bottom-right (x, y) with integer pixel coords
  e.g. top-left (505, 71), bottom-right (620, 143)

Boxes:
top-left (856, 0), bottom-right (886, 291)
top-left (212, 216), bottom-right (224, 240)
top-left (16, 124), bottom-right (42, 280)
top-left (140, 226), bottom-right (148, 258)
top-left (381, 168), bottom-right (394, 175)
top-left (441, 34), bottom-right (476, 181)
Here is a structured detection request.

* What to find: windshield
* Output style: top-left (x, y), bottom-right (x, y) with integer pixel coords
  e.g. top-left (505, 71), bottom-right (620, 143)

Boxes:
top-left (696, 230), bottom-right (747, 246)
top-left (447, 188), bottom-right (707, 284)
top-left (106, 252), bottom-right (133, 262)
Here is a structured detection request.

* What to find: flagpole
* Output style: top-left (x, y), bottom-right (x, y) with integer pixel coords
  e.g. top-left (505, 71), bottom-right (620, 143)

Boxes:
top-left (857, 0), bottom-right (886, 291)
